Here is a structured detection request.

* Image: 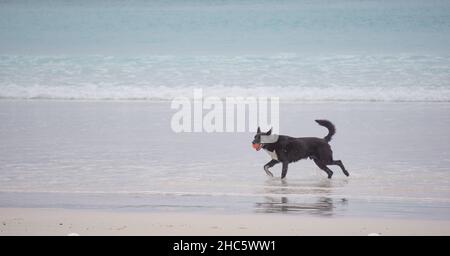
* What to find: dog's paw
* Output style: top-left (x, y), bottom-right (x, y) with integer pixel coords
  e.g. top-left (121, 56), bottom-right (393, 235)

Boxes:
top-left (264, 170), bottom-right (274, 177)
top-left (264, 166), bottom-right (274, 177)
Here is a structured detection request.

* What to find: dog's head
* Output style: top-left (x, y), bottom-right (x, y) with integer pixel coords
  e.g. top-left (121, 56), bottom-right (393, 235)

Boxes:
top-left (252, 127), bottom-right (277, 151)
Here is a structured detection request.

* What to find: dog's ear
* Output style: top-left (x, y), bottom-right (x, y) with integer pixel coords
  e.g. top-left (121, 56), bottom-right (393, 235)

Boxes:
top-left (257, 126), bottom-right (261, 134)
top-left (266, 128), bottom-right (272, 135)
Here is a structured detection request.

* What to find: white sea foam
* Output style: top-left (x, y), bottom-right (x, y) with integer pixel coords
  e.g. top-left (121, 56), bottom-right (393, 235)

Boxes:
top-left (1, 55), bottom-right (450, 102)
top-left (2, 84), bottom-right (450, 102)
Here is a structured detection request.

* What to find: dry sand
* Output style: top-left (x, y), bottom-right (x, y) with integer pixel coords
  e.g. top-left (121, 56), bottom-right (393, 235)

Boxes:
top-left (1, 207), bottom-right (449, 236)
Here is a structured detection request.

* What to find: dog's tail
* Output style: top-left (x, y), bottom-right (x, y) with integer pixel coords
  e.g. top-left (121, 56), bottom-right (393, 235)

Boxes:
top-left (315, 119), bottom-right (336, 142)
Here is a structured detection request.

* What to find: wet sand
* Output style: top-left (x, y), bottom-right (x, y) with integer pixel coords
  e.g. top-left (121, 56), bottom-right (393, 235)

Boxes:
top-left (1, 100), bottom-right (450, 235)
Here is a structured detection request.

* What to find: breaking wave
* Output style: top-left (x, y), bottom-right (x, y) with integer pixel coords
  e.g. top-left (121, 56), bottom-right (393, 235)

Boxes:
top-left (1, 55), bottom-right (450, 102)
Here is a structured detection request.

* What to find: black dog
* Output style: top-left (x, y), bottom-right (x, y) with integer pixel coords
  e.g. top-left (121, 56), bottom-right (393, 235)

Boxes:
top-left (252, 120), bottom-right (349, 179)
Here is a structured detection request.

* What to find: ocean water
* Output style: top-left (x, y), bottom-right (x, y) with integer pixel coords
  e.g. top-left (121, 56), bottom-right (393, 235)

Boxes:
top-left (0, 0), bottom-right (450, 101)
top-left (1, 0), bottom-right (450, 55)
top-left (1, 1), bottom-right (450, 219)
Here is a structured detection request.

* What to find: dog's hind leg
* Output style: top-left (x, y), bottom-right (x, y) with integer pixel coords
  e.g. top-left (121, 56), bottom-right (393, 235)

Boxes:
top-left (313, 159), bottom-right (333, 179)
top-left (330, 160), bottom-right (349, 177)
top-left (263, 159), bottom-right (278, 177)
top-left (281, 161), bottom-right (289, 179)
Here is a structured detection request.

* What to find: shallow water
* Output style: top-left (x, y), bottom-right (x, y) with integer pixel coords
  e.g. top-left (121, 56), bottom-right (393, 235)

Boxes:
top-left (0, 101), bottom-right (449, 219)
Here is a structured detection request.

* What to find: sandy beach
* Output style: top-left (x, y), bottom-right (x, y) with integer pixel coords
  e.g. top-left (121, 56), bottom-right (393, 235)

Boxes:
top-left (1, 207), bottom-right (449, 236)
top-left (1, 1), bottom-right (450, 238)
top-left (1, 100), bottom-right (450, 236)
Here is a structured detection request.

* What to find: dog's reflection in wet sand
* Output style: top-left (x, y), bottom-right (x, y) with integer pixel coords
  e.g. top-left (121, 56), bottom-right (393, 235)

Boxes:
top-left (255, 179), bottom-right (348, 216)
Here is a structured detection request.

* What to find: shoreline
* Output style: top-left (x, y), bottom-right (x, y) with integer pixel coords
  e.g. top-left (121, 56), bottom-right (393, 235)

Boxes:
top-left (1, 207), bottom-right (449, 236)
top-left (1, 101), bottom-right (449, 235)
top-left (1, 98), bottom-right (450, 104)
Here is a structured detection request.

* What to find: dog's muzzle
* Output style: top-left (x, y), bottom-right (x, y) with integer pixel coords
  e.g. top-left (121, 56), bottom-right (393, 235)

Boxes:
top-left (252, 143), bottom-right (262, 151)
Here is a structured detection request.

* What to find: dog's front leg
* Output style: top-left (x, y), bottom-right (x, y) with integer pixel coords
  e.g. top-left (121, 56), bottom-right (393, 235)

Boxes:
top-left (263, 159), bottom-right (278, 177)
top-left (281, 161), bottom-right (289, 179)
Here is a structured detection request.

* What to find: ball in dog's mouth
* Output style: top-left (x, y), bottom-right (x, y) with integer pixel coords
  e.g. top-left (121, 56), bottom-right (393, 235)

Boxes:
top-left (252, 143), bottom-right (262, 151)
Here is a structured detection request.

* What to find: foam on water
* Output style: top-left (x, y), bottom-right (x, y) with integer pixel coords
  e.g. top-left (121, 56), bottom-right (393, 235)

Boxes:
top-left (1, 55), bottom-right (450, 102)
